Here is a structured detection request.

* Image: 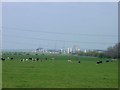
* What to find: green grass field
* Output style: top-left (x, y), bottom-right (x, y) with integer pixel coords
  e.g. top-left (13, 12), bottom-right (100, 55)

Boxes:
top-left (2, 53), bottom-right (118, 88)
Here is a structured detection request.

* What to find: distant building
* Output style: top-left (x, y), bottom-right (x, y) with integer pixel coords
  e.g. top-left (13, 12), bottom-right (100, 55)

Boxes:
top-left (66, 48), bottom-right (72, 54)
top-left (94, 50), bottom-right (105, 53)
top-left (66, 48), bottom-right (70, 54)
top-left (69, 48), bottom-right (72, 53)
top-left (60, 49), bottom-right (63, 53)
top-left (72, 45), bottom-right (80, 53)
top-left (84, 49), bottom-right (87, 53)
top-left (36, 48), bottom-right (45, 53)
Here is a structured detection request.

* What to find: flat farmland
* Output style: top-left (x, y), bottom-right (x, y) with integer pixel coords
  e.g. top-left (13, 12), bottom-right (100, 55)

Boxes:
top-left (2, 53), bottom-right (118, 88)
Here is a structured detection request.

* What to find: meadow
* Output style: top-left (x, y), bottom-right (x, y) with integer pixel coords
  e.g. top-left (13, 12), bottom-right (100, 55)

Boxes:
top-left (2, 53), bottom-right (118, 88)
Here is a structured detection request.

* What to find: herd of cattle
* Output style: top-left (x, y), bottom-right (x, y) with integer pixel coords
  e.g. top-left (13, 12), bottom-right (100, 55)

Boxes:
top-left (1, 56), bottom-right (115, 64)
top-left (1, 57), bottom-right (54, 62)
top-left (67, 59), bottom-right (114, 64)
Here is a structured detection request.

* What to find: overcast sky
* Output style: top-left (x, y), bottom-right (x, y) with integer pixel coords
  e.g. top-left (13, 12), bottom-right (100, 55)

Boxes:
top-left (2, 2), bottom-right (118, 50)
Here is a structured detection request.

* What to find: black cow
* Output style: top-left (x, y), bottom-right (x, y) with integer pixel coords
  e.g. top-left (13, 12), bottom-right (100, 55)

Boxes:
top-left (1, 58), bottom-right (5, 61)
top-left (21, 59), bottom-right (25, 62)
top-left (96, 60), bottom-right (103, 64)
top-left (36, 58), bottom-right (39, 61)
top-left (10, 58), bottom-right (13, 60)
top-left (78, 61), bottom-right (80, 63)
top-left (29, 58), bottom-right (32, 60)
top-left (96, 61), bottom-right (100, 64)
top-left (99, 61), bottom-right (102, 63)
top-left (106, 60), bottom-right (109, 62)
top-left (45, 58), bottom-right (48, 60)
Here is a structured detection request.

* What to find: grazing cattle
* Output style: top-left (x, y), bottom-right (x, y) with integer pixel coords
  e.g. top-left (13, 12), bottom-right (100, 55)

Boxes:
top-left (36, 58), bottom-right (39, 61)
top-left (23, 59), bottom-right (25, 61)
top-left (106, 60), bottom-right (109, 62)
top-left (96, 61), bottom-right (100, 64)
top-left (99, 61), bottom-right (102, 63)
top-left (68, 59), bottom-right (72, 63)
top-left (10, 58), bottom-right (13, 60)
top-left (51, 58), bottom-right (55, 60)
top-left (21, 59), bottom-right (25, 62)
top-left (112, 59), bottom-right (117, 61)
top-left (26, 59), bottom-right (28, 61)
top-left (29, 58), bottom-right (32, 60)
top-left (45, 58), bottom-right (48, 60)
top-left (7, 57), bottom-right (10, 60)
top-left (96, 60), bottom-right (102, 65)
top-left (32, 59), bottom-right (36, 61)
top-left (108, 59), bottom-right (113, 62)
top-left (78, 61), bottom-right (80, 63)
top-left (1, 58), bottom-right (5, 61)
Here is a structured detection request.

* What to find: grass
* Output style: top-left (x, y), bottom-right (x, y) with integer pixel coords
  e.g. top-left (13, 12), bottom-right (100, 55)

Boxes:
top-left (2, 53), bottom-right (118, 88)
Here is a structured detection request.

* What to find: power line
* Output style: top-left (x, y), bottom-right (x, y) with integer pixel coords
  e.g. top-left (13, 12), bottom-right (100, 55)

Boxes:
top-left (2, 26), bottom-right (117, 37)
top-left (3, 38), bottom-right (59, 50)
top-left (3, 33), bottom-right (117, 45)
top-left (3, 39), bottom-right (109, 50)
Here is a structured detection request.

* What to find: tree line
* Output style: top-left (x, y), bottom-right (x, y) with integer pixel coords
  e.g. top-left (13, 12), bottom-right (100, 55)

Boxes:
top-left (75, 43), bottom-right (120, 59)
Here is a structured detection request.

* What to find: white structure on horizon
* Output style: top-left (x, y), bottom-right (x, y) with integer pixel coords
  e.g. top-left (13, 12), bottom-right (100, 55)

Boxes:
top-left (72, 45), bottom-right (80, 53)
top-left (69, 48), bottom-right (72, 53)
top-left (66, 48), bottom-right (72, 54)
top-left (60, 49), bottom-right (63, 53)
top-left (60, 49), bottom-right (65, 54)
top-left (36, 48), bottom-right (45, 53)
top-left (84, 49), bottom-right (87, 53)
